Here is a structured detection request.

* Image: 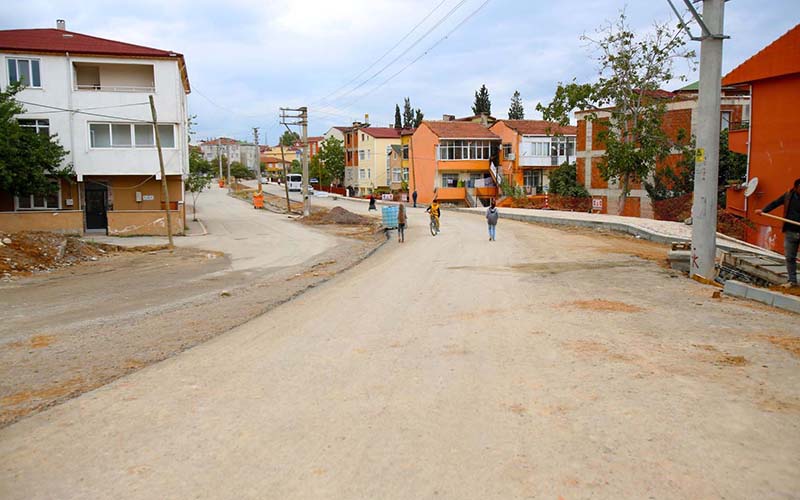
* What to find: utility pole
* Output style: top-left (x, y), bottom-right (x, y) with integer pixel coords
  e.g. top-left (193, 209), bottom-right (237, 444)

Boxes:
top-left (676, 0), bottom-right (727, 279)
top-left (280, 106), bottom-right (310, 216)
top-left (253, 126), bottom-right (262, 191)
top-left (148, 95), bottom-right (174, 248)
top-left (279, 143), bottom-right (291, 213)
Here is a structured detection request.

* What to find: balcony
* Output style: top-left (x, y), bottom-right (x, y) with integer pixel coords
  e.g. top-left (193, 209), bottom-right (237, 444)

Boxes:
top-left (73, 62), bottom-right (155, 93)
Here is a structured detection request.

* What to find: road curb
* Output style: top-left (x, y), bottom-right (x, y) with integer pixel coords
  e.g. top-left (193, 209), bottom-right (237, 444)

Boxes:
top-left (723, 279), bottom-right (800, 314)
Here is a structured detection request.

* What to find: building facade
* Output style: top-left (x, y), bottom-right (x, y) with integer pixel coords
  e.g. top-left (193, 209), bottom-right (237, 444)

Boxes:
top-left (723, 23), bottom-right (800, 254)
top-left (490, 120), bottom-right (578, 195)
top-left (352, 127), bottom-right (402, 195)
top-left (409, 120), bottom-right (500, 206)
top-left (0, 23), bottom-right (190, 235)
top-left (199, 137), bottom-right (259, 175)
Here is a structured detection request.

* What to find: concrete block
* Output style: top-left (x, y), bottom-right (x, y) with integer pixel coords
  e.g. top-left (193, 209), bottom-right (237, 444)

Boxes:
top-left (744, 286), bottom-right (776, 306)
top-left (723, 280), bottom-right (749, 299)
top-left (771, 293), bottom-right (800, 314)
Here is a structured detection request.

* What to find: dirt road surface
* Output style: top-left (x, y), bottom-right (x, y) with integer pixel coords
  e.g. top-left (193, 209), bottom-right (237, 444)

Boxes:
top-left (0, 187), bottom-right (382, 426)
top-left (1, 200), bottom-right (798, 499)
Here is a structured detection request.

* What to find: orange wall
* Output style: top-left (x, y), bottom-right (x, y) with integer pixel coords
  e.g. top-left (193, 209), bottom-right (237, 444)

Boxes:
top-left (744, 73), bottom-right (800, 253)
top-left (100, 175), bottom-right (183, 211)
top-left (0, 210), bottom-right (84, 234)
top-left (410, 124), bottom-right (438, 205)
top-left (489, 121), bottom-right (522, 185)
top-left (108, 208), bottom-right (185, 236)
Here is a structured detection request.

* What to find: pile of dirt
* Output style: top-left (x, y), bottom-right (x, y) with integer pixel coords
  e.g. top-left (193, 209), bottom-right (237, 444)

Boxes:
top-left (561, 299), bottom-right (644, 313)
top-left (303, 207), bottom-right (374, 226)
top-left (0, 231), bottom-right (114, 278)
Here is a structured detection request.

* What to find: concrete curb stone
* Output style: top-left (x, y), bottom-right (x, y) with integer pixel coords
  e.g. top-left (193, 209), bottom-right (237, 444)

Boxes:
top-left (723, 279), bottom-right (799, 314)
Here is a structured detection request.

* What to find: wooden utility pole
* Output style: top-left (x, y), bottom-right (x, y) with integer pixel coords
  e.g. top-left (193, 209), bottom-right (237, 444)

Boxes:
top-left (280, 107), bottom-right (310, 216)
top-left (148, 95), bottom-right (174, 248)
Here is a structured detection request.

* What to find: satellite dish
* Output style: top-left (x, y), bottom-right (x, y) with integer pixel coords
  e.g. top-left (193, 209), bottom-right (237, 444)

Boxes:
top-left (744, 177), bottom-right (759, 197)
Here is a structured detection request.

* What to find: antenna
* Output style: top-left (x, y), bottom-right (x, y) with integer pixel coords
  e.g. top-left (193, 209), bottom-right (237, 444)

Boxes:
top-left (744, 177), bottom-right (759, 197)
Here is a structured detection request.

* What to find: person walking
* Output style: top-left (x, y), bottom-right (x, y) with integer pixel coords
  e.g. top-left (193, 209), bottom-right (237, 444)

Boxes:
top-left (412, 190), bottom-right (418, 208)
top-left (757, 177), bottom-right (800, 288)
top-left (368, 194), bottom-right (377, 211)
top-left (486, 199), bottom-right (499, 241)
top-left (397, 203), bottom-right (407, 243)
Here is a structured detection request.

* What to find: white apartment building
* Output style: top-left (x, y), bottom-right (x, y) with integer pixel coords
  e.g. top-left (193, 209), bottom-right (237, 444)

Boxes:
top-left (199, 138), bottom-right (259, 174)
top-left (0, 21), bottom-right (190, 235)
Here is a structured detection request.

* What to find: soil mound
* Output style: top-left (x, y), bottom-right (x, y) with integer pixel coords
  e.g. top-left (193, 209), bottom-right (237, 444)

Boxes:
top-left (0, 231), bottom-right (112, 277)
top-left (303, 207), bottom-right (373, 225)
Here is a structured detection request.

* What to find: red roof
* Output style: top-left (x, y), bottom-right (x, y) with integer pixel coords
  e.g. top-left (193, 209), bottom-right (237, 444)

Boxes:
top-left (0, 28), bottom-right (190, 92)
top-left (494, 120), bottom-right (577, 136)
top-left (361, 127), bottom-right (402, 139)
top-left (308, 136), bottom-right (324, 142)
top-left (201, 137), bottom-right (241, 145)
top-left (423, 121), bottom-right (500, 139)
top-left (723, 23), bottom-right (800, 85)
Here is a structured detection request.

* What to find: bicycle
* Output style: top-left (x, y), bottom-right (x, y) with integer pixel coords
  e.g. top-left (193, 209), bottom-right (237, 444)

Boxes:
top-left (429, 214), bottom-right (440, 236)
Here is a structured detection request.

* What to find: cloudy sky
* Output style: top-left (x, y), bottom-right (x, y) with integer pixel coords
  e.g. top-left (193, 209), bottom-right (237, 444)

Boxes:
top-left (3, 1), bottom-right (797, 142)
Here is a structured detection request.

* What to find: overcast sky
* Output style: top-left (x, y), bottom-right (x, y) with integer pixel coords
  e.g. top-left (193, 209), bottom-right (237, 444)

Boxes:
top-left (3, 0), bottom-right (798, 142)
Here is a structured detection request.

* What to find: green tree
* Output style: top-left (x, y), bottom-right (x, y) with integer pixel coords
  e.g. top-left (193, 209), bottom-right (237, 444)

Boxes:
top-left (0, 83), bottom-right (71, 197)
top-left (186, 151), bottom-right (212, 221)
top-left (549, 162), bottom-right (590, 197)
top-left (394, 104), bottom-right (402, 129)
top-left (719, 129), bottom-right (747, 185)
top-left (290, 159), bottom-right (301, 174)
top-left (644, 130), bottom-right (695, 202)
top-left (472, 84), bottom-right (491, 115)
top-left (508, 90), bottom-right (525, 119)
top-left (413, 108), bottom-right (424, 128)
top-left (536, 12), bottom-right (694, 214)
top-left (279, 130), bottom-right (300, 147)
top-left (318, 136), bottom-right (345, 184)
top-left (229, 161), bottom-right (254, 179)
top-left (402, 98), bottom-right (414, 129)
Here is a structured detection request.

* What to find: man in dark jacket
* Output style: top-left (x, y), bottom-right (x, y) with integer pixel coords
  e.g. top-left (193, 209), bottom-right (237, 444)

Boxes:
top-left (486, 200), bottom-right (499, 241)
top-left (757, 178), bottom-right (800, 287)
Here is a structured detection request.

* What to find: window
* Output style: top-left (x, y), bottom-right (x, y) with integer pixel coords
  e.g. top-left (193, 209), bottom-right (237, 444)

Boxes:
top-left (721, 111), bottom-right (732, 131)
top-left (524, 170), bottom-right (543, 194)
top-left (7, 58), bottom-right (41, 87)
top-left (437, 140), bottom-right (493, 160)
top-left (19, 119), bottom-right (49, 135)
top-left (402, 145), bottom-right (409, 160)
top-left (403, 168), bottom-right (409, 182)
top-left (89, 123), bottom-right (176, 148)
top-left (15, 182), bottom-right (60, 210)
top-left (502, 143), bottom-right (512, 156)
top-left (359, 149), bottom-right (368, 161)
top-left (361, 133), bottom-right (365, 141)
top-left (392, 168), bottom-right (402, 183)
top-left (441, 173), bottom-right (459, 187)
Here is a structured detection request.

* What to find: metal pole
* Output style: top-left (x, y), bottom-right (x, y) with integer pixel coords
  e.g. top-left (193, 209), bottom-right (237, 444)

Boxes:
top-left (300, 107), bottom-right (310, 216)
top-left (148, 95), bottom-right (174, 248)
top-left (253, 126), bottom-right (262, 191)
top-left (690, 0), bottom-right (725, 279)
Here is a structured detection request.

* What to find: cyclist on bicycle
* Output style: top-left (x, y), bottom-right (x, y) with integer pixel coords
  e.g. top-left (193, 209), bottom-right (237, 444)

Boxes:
top-left (426, 199), bottom-right (441, 233)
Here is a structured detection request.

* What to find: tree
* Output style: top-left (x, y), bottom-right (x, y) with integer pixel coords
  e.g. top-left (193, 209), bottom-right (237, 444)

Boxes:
top-left (413, 109), bottom-right (424, 128)
top-left (279, 130), bottom-right (300, 147)
top-left (318, 136), bottom-right (345, 184)
top-left (536, 12), bottom-right (695, 214)
top-left (186, 149), bottom-right (212, 221)
top-left (719, 129), bottom-right (746, 185)
top-left (472, 84), bottom-right (491, 115)
top-left (402, 98), bottom-right (414, 129)
top-left (549, 162), bottom-right (590, 197)
top-left (230, 161), bottom-right (254, 179)
top-left (0, 83), bottom-right (71, 197)
top-left (508, 90), bottom-right (525, 119)
top-left (290, 159), bottom-right (301, 174)
top-left (394, 104), bottom-right (402, 129)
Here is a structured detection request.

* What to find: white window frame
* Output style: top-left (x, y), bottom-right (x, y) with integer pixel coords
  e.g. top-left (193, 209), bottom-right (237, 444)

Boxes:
top-left (88, 122), bottom-right (177, 149)
top-left (15, 182), bottom-right (61, 210)
top-left (7, 57), bottom-right (42, 88)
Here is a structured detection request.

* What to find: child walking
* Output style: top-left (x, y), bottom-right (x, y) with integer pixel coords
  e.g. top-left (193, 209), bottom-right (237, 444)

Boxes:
top-left (486, 200), bottom-right (499, 241)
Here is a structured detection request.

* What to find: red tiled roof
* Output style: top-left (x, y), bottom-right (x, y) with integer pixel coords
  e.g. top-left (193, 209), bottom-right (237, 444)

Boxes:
top-left (495, 120), bottom-right (577, 136)
top-left (361, 127), bottom-right (402, 139)
top-left (400, 128), bottom-right (416, 136)
top-left (307, 136), bottom-right (324, 142)
top-left (0, 28), bottom-right (190, 92)
top-left (723, 23), bottom-right (800, 85)
top-left (200, 137), bottom-right (241, 145)
top-left (423, 121), bottom-right (500, 139)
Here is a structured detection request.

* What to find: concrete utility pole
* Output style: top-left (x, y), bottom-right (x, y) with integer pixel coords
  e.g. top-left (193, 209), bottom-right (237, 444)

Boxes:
top-left (148, 95), bottom-right (174, 248)
top-left (280, 107), bottom-right (310, 216)
top-left (253, 126), bottom-right (262, 190)
top-left (218, 137), bottom-right (223, 180)
top-left (684, 0), bottom-right (727, 279)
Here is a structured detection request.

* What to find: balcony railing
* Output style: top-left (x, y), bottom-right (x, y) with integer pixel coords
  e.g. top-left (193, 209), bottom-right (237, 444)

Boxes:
top-left (74, 84), bottom-right (155, 93)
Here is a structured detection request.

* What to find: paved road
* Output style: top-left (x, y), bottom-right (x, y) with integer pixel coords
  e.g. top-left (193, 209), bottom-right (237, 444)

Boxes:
top-left (1, 206), bottom-right (798, 499)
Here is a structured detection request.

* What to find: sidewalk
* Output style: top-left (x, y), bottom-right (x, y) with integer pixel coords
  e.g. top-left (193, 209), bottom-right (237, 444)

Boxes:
top-left (455, 206), bottom-right (783, 258)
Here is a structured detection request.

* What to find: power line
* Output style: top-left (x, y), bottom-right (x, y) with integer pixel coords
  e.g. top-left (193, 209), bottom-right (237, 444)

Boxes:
top-left (317, 0), bottom-right (469, 106)
top-left (17, 100), bottom-right (154, 123)
top-left (337, 0), bottom-right (492, 111)
top-left (310, 0), bottom-right (449, 107)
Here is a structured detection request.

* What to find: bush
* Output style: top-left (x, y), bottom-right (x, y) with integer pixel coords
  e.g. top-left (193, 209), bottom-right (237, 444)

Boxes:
top-left (229, 161), bottom-right (255, 179)
top-left (548, 162), bottom-right (589, 198)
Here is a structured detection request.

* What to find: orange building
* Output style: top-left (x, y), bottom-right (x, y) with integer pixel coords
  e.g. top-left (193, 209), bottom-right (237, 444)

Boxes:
top-left (409, 120), bottom-right (500, 206)
top-left (723, 24), bottom-right (800, 253)
top-left (490, 120), bottom-right (578, 194)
